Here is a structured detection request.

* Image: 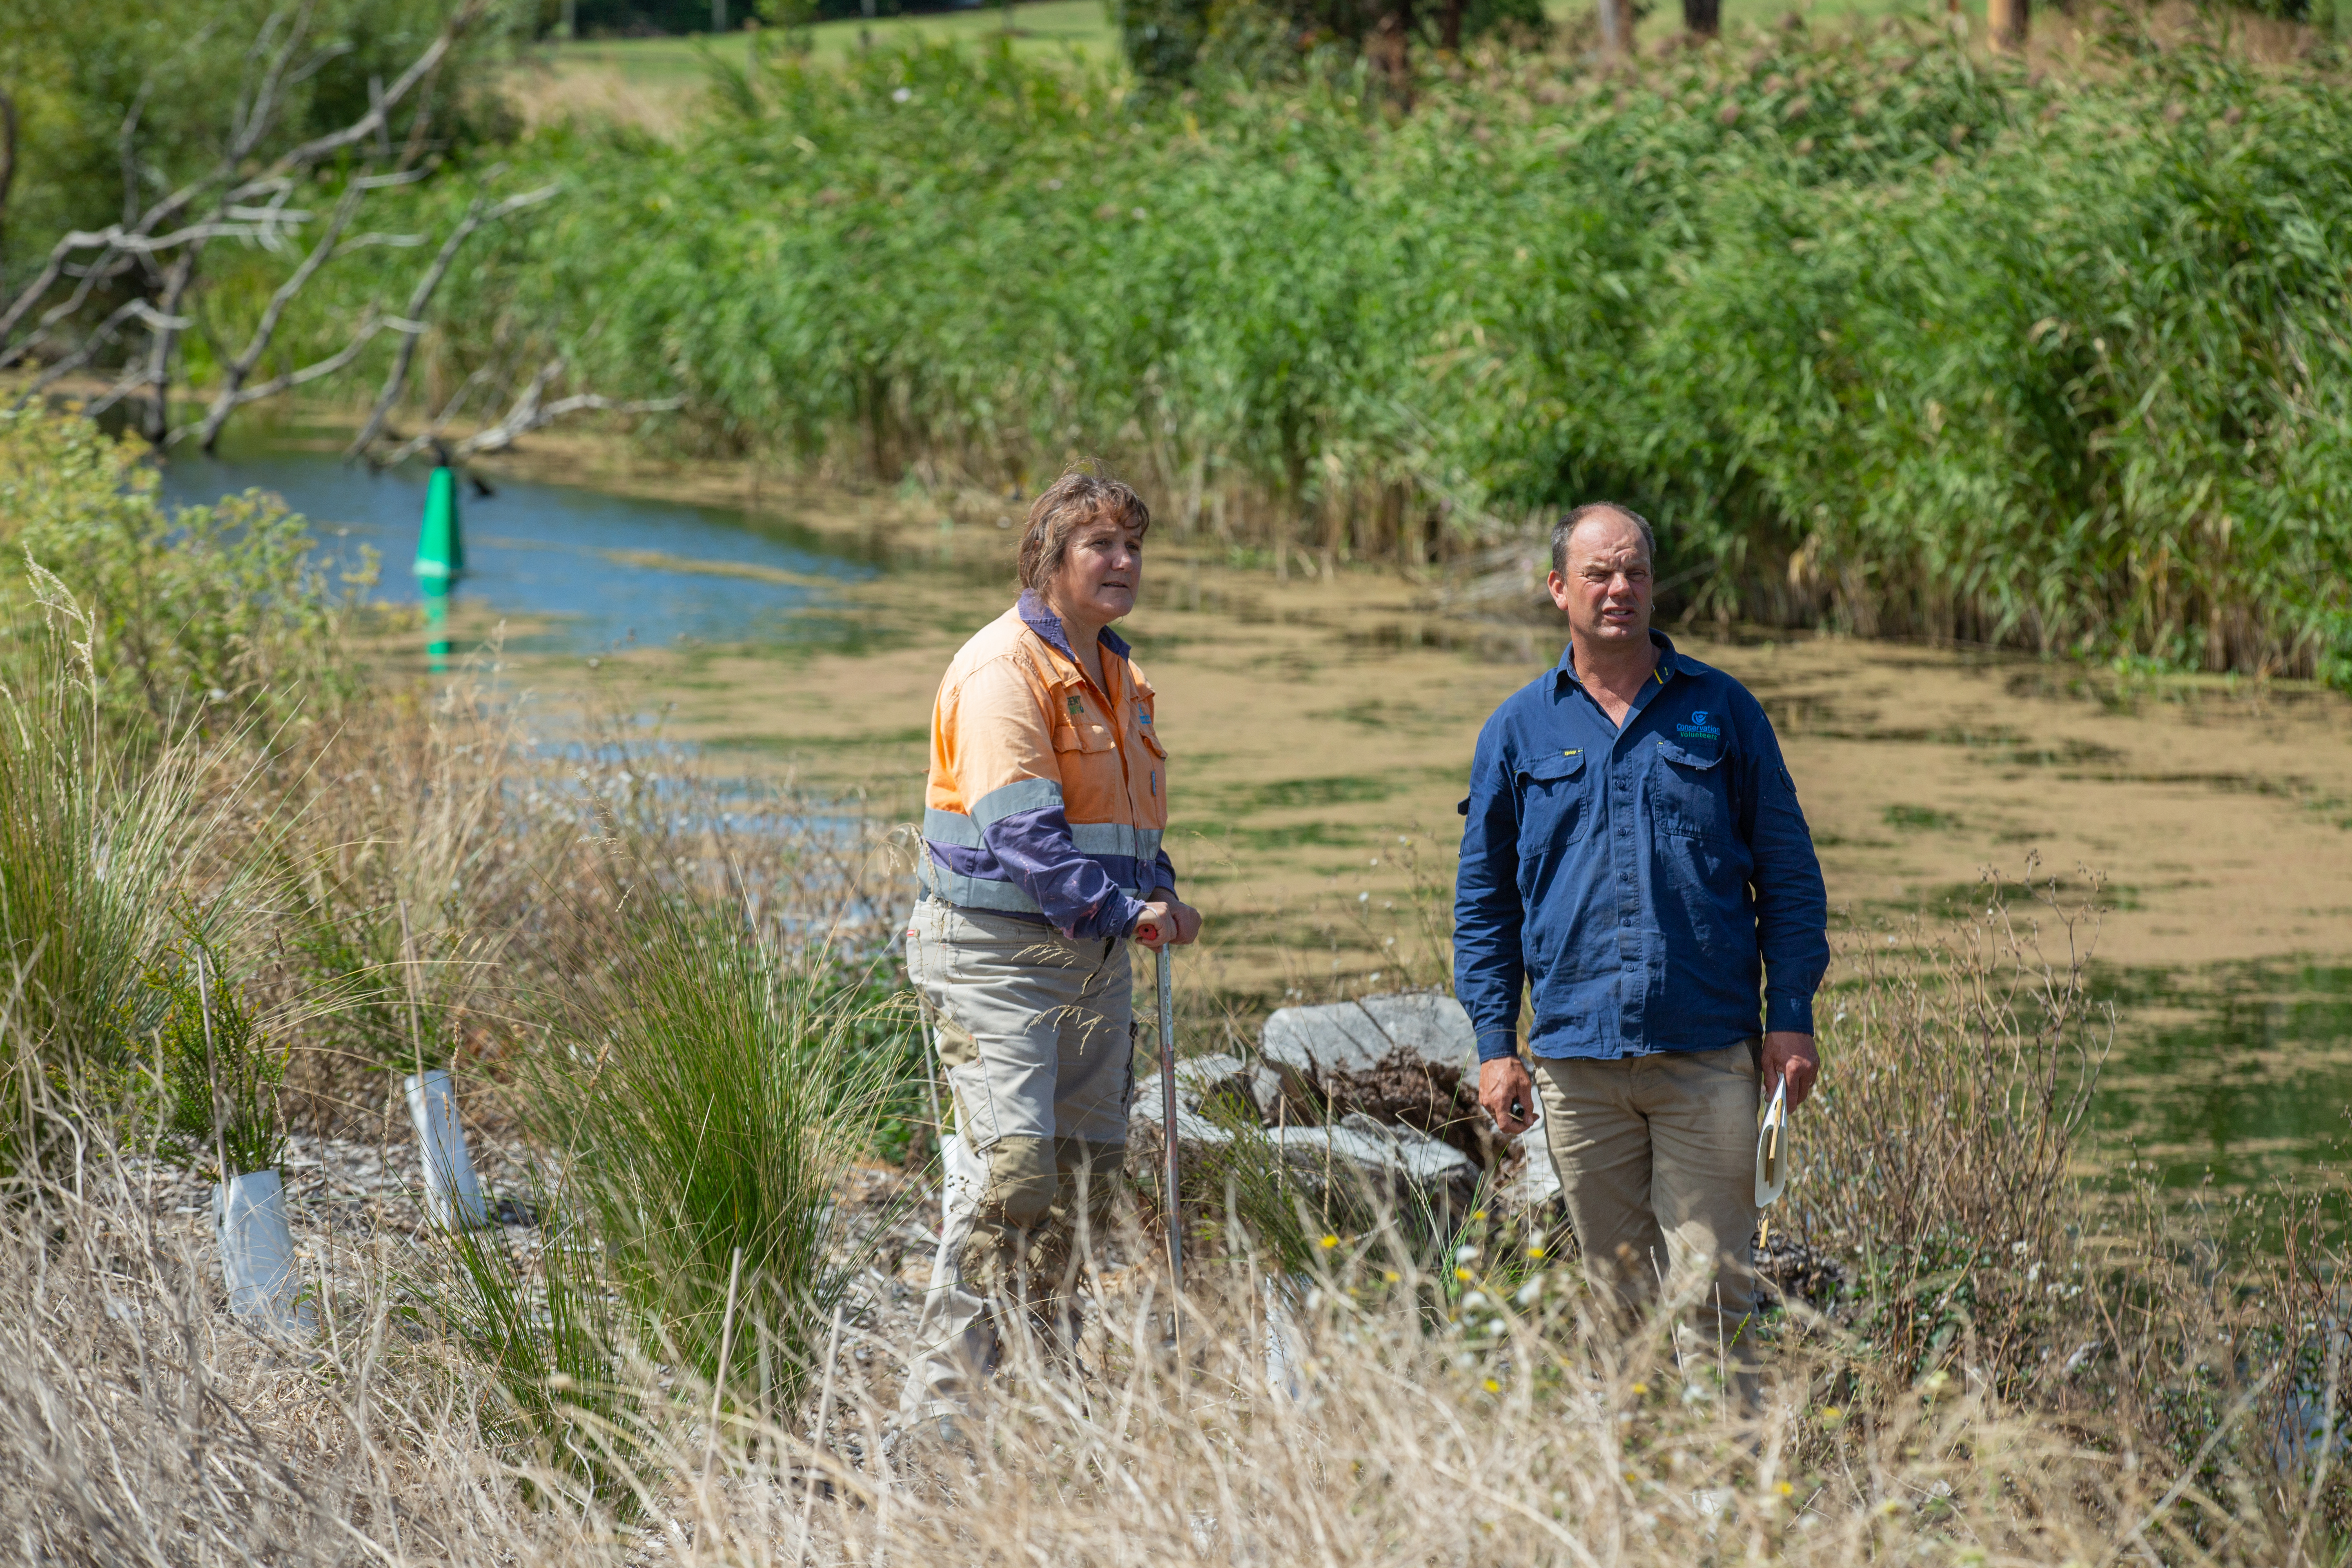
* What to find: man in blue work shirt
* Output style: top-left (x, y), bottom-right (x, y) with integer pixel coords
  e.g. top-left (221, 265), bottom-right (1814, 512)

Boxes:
top-left (1454, 503), bottom-right (1828, 1390)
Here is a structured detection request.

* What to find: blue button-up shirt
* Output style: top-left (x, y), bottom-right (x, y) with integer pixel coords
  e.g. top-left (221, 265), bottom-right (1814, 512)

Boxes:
top-left (1453, 631), bottom-right (1828, 1063)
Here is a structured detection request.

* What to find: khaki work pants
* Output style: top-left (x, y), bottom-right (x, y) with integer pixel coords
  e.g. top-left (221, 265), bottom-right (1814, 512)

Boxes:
top-left (1533, 1042), bottom-right (1762, 1394)
top-left (900, 898), bottom-right (1134, 1422)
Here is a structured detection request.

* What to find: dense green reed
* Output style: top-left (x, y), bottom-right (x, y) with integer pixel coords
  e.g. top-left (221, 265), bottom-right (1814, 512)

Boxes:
top-left (259, 21), bottom-right (2352, 679)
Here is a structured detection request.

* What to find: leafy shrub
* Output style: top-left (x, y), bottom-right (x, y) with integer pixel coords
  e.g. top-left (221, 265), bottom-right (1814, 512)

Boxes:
top-left (0, 405), bottom-right (370, 745)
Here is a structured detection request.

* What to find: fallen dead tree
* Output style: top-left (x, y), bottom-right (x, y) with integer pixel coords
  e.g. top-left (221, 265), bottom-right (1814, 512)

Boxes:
top-left (0, 0), bottom-right (673, 461)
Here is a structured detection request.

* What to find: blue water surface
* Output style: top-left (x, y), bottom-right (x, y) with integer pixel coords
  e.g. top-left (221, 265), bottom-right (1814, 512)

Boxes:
top-left (160, 444), bottom-right (878, 653)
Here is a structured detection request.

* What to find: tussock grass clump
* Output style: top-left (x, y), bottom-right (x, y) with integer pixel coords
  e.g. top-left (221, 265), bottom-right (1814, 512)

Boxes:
top-left (514, 859), bottom-right (904, 1409)
top-left (0, 592), bottom-right (245, 1185)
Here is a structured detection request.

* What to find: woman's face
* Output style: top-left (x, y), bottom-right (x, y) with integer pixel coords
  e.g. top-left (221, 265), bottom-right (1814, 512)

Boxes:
top-left (1047, 516), bottom-right (1144, 628)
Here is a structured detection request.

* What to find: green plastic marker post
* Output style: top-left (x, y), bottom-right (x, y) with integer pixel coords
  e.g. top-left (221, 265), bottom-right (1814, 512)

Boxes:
top-left (422, 590), bottom-right (451, 674)
top-left (413, 463), bottom-right (465, 588)
top-left (414, 464), bottom-right (463, 675)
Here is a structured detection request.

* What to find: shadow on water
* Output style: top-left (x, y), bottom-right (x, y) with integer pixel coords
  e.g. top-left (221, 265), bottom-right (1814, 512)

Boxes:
top-left (160, 440), bottom-right (884, 655)
top-left (2091, 960), bottom-right (2352, 1217)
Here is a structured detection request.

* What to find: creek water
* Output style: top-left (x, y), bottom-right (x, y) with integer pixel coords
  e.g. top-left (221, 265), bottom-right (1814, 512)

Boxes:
top-left (165, 441), bottom-right (2352, 1226)
top-left (163, 443), bottom-right (880, 653)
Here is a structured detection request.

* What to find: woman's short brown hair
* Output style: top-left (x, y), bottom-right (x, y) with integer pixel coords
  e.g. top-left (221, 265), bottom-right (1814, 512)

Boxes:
top-left (1017, 468), bottom-right (1152, 591)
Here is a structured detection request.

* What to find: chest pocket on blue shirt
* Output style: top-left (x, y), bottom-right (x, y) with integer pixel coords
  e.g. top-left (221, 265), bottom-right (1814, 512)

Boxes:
top-left (1515, 750), bottom-right (1589, 854)
top-left (1651, 741), bottom-right (1734, 842)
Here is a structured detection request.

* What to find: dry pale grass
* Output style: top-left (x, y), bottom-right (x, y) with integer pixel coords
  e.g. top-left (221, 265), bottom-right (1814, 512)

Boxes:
top-left (6, 1138), bottom-right (2339, 1568)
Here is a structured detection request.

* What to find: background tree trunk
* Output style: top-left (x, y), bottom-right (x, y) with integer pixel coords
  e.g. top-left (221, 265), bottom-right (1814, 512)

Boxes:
top-left (1372, 0), bottom-right (1414, 111)
top-left (0, 90), bottom-right (16, 292)
top-left (1682, 0), bottom-right (1720, 34)
top-left (1440, 0), bottom-right (1467, 51)
top-left (1597, 0), bottom-right (1627, 57)
top-left (1987, 0), bottom-right (2028, 49)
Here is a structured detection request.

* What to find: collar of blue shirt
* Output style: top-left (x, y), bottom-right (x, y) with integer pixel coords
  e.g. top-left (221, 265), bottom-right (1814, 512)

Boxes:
top-left (1554, 628), bottom-right (1684, 694)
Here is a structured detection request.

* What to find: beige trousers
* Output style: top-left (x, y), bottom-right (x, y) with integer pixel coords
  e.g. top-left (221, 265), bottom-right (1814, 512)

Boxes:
top-left (900, 898), bottom-right (1134, 1421)
top-left (1533, 1042), bottom-right (1763, 1379)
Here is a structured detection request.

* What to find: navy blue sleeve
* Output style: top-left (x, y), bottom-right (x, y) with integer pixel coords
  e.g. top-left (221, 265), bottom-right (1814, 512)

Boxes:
top-left (1453, 716), bottom-right (1528, 1063)
top-left (982, 806), bottom-right (1149, 941)
top-left (1146, 847), bottom-right (1178, 899)
top-left (1731, 694), bottom-right (1829, 1034)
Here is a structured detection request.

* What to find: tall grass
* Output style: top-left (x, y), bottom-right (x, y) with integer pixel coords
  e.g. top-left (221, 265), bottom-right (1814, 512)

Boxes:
top-left (3, 406), bottom-right (2352, 1560)
top-left (0, 590), bottom-right (230, 1185)
top-left (1, 877), bottom-right (2347, 1564)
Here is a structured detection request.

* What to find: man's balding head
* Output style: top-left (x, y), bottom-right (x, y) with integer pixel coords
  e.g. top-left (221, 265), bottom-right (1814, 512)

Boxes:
top-left (1546, 502), bottom-right (1656, 657)
top-left (1550, 503), bottom-right (1657, 580)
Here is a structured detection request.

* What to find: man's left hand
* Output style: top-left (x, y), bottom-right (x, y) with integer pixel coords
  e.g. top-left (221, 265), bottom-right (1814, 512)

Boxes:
top-left (1760, 1031), bottom-right (1820, 1109)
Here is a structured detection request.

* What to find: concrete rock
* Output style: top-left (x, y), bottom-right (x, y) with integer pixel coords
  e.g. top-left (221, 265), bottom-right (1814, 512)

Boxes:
top-left (1271, 1114), bottom-right (1480, 1219)
top-left (1132, 1055), bottom-right (1479, 1222)
top-left (1130, 1053), bottom-right (1250, 1152)
top-left (1259, 993), bottom-right (1476, 1081)
top-left (1259, 992), bottom-right (1494, 1175)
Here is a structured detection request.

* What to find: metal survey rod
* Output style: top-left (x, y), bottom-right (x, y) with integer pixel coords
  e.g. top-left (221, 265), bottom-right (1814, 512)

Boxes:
top-left (1158, 942), bottom-right (1181, 1296)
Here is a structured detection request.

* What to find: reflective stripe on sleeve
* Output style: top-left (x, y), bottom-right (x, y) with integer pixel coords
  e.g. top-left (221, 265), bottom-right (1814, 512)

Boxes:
top-left (1069, 822), bottom-right (1163, 861)
top-left (923, 806), bottom-right (985, 848)
top-left (969, 775), bottom-right (1064, 828)
top-left (920, 856), bottom-right (1046, 914)
top-left (920, 855), bottom-right (1154, 917)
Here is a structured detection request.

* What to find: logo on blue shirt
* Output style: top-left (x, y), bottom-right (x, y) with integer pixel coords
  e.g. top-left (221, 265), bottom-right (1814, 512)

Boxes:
top-left (1675, 710), bottom-right (1722, 742)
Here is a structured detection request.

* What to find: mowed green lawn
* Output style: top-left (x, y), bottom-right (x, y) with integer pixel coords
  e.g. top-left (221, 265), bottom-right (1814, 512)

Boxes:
top-left (541, 0), bottom-right (1124, 76)
top-left (528, 0), bottom-right (1983, 113)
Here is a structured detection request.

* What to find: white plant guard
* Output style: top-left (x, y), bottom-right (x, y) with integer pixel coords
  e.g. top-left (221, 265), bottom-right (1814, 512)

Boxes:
top-left (214, 1169), bottom-right (314, 1336)
top-left (404, 1066), bottom-right (488, 1227)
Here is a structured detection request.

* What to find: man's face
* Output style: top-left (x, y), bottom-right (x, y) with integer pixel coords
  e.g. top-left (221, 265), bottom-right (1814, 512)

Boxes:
top-left (1547, 510), bottom-right (1653, 650)
top-left (1050, 515), bottom-right (1145, 625)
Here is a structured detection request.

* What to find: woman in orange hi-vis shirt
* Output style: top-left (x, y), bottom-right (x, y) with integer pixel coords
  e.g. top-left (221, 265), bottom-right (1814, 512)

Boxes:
top-left (898, 468), bottom-right (1203, 1434)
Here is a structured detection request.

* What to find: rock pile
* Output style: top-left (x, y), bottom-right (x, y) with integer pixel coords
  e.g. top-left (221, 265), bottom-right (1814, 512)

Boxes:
top-left (1131, 991), bottom-right (1562, 1226)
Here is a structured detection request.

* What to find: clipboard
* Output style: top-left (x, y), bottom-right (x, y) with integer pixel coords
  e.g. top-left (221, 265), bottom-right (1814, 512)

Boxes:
top-left (1753, 1077), bottom-right (1792, 1208)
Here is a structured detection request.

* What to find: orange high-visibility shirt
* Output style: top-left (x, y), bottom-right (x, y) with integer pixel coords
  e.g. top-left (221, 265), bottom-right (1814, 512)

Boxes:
top-left (921, 592), bottom-right (1174, 939)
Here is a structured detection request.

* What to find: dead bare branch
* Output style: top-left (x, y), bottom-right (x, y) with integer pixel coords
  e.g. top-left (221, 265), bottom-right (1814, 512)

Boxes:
top-left (176, 314), bottom-right (406, 443)
top-left (118, 82), bottom-right (154, 229)
top-left (13, 302), bottom-right (194, 408)
top-left (229, 2), bottom-right (319, 167)
top-left (194, 180), bottom-right (366, 451)
top-left (347, 183), bottom-right (561, 459)
top-left (376, 363), bottom-right (499, 466)
top-left (0, 0), bottom-right (488, 377)
top-left (330, 233), bottom-right (428, 256)
top-left (447, 359), bottom-right (684, 458)
top-left (250, 0), bottom-right (488, 197)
